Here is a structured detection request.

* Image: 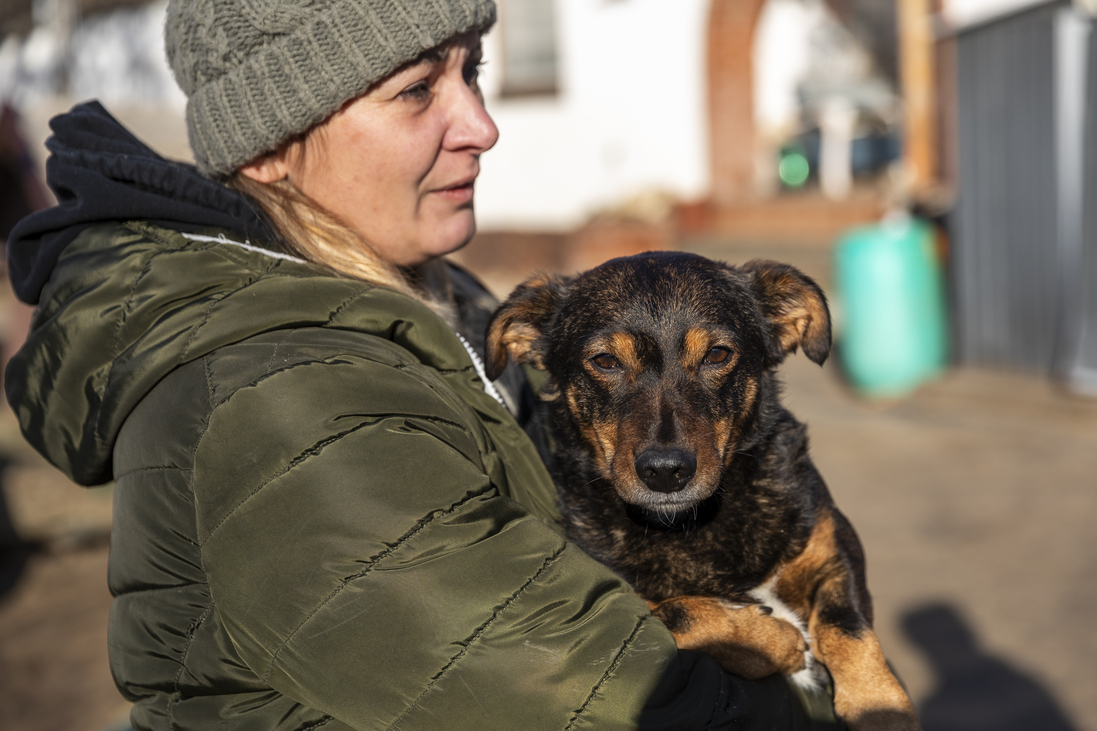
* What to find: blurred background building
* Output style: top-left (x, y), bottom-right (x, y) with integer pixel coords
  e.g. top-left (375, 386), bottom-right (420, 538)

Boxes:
top-left (5, 0), bottom-right (1093, 390)
top-left (1, 1), bottom-right (1097, 730)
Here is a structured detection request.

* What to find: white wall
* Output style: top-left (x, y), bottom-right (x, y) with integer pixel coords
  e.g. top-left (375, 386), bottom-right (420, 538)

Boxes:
top-left (940, 0), bottom-right (1058, 30)
top-left (475, 0), bottom-right (712, 231)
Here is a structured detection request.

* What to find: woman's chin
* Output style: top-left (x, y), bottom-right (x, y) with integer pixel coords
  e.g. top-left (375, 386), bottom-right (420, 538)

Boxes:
top-left (376, 211), bottom-right (478, 267)
top-left (428, 213), bottom-right (478, 259)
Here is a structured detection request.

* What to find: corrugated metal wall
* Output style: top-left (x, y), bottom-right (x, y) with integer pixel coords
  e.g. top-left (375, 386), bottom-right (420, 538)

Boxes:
top-left (953, 2), bottom-right (1096, 386)
top-left (954, 3), bottom-right (1062, 373)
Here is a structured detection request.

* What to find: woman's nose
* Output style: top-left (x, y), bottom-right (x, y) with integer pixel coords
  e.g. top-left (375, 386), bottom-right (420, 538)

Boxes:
top-left (443, 83), bottom-right (499, 154)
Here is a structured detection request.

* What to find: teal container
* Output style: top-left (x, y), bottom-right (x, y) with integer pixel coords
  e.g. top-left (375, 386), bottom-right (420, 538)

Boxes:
top-left (834, 216), bottom-right (949, 397)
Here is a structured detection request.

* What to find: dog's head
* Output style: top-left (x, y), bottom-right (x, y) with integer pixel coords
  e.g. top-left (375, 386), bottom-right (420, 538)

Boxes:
top-left (485, 252), bottom-right (830, 513)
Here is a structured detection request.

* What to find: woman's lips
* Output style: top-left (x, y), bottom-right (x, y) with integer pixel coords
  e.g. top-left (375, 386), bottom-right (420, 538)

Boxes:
top-left (432, 176), bottom-right (477, 204)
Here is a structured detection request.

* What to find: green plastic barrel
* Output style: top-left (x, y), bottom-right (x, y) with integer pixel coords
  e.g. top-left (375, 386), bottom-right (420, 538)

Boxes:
top-left (834, 216), bottom-right (948, 397)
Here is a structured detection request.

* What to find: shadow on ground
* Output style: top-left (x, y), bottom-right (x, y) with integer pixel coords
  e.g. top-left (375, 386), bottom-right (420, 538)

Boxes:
top-left (904, 603), bottom-right (1079, 731)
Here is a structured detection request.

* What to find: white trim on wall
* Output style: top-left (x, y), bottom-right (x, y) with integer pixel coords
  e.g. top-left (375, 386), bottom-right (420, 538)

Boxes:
top-left (940, 0), bottom-right (1056, 31)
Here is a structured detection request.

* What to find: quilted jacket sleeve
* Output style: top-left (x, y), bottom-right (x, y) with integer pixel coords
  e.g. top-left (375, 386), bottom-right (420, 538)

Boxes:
top-left (190, 329), bottom-right (830, 731)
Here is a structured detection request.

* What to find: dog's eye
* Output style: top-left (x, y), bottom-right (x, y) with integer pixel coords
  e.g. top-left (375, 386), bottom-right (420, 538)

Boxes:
top-left (591, 354), bottom-right (622, 371)
top-left (703, 347), bottom-right (731, 365)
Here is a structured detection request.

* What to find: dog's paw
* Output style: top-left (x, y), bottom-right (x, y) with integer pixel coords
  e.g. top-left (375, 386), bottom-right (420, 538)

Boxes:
top-left (649, 596), bottom-right (808, 679)
top-left (713, 602), bottom-right (809, 678)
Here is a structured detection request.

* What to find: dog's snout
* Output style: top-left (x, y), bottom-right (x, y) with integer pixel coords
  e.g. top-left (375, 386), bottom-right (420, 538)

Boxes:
top-left (634, 449), bottom-right (697, 493)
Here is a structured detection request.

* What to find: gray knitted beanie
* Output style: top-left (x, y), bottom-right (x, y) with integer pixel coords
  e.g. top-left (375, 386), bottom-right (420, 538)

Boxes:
top-left (165, 0), bottom-right (496, 179)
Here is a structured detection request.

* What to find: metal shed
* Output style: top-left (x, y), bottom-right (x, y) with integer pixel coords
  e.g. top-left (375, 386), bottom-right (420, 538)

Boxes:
top-left (952, 0), bottom-right (1097, 392)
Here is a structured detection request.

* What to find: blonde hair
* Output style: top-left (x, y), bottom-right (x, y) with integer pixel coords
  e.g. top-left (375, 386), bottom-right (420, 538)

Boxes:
top-left (228, 172), bottom-right (457, 324)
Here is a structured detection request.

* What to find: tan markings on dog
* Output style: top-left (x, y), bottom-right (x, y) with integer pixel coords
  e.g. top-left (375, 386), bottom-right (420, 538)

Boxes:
top-left (729, 376), bottom-right (759, 460)
top-left (712, 415), bottom-right (734, 463)
top-left (605, 331), bottom-right (640, 376)
top-left (762, 270), bottom-right (828, 357)
top-left (773, 300), bottom-right (826, 355)
top-left (685, 440), bottom-right (722, 499)
top-left (649, 596), bottom-right (808, 680)
top-left (485, 271), bottom-right (571, 379)
top-left (775, 512), bottom-right (839, 617)
top-left (565, 387), bottom-right (616, 474)
top-left (682, 327), bottom-right (712, 368)
top-left (714, 377), bottom-right (757, 468)
top-left (495, 321), bottom-right (544, 369)
top-left (764, 272), bottom-right (808, 343)
top-left (683, 327), bottom-right (743, 373)
top-left (609, 417), bottom-right (654, 501)
top-left (770, 515), bottom-right (921, 730)
top-left (743, 261), bottom-right (831, 363)
top-left (783, 517), bottom-right (921, 731)
top-left (741, 376), bottom-right (758, 413)
top-left (593, 418), bottom-right (619, 475)
top-left (814, 624), bottom-right (921, 731)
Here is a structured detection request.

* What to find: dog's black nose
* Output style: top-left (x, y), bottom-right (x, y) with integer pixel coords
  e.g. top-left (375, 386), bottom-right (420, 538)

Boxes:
top-left (634, 449), bottom-right (697, 493)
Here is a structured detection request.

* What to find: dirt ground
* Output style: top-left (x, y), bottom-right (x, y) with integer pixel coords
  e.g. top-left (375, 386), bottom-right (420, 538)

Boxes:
top-left (1, 238), bottom-right (1095, 731)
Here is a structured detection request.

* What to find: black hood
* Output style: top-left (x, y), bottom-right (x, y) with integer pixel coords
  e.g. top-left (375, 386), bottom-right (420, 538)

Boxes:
top-left (6, 100), bottom-right (278, 305)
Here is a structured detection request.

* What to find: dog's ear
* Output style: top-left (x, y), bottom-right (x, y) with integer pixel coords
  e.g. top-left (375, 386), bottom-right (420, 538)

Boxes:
top-left (741, 260), bottom-right (831, 367)
top-left (485, 272), bottom-right (570, 381)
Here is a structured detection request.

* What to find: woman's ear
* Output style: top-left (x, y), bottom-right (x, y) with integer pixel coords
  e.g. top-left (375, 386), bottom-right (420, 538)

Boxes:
top-left (237, 149), bottom-right (291, 183)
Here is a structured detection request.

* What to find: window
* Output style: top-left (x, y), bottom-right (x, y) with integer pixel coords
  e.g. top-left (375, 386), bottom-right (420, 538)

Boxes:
top-left (498, 0), bottom-right (560, 96)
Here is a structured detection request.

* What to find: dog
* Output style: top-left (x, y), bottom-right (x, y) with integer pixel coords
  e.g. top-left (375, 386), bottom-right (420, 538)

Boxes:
top-left (485, 252), bottom-right (921, 731)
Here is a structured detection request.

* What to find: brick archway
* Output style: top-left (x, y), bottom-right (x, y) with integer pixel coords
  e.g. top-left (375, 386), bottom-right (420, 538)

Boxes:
top-left (707, 0), bottom-right (767, 205)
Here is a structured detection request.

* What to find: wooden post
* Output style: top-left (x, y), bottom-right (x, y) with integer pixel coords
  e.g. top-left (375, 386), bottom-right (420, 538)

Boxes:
top-left (707, 0), bottom-right (768, 205)
top-left (898, 0), bottom-right (940, 195)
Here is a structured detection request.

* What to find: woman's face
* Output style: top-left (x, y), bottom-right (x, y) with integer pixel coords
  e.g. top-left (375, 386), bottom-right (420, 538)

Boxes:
top-left (241, 33), bottom-right (498, 268)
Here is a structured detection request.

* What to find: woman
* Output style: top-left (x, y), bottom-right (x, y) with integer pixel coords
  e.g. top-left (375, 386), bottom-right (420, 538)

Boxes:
top-left (5, 0), bottom-right (841, 728)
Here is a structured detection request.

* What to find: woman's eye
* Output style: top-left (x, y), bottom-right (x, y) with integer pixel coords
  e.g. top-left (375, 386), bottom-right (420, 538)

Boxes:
top-left (398, 80), bottom-right (431, 100)
top-left (592, 354), bottom-right (621, 371)
top-left (703, 347), bottom-right (731, 365)
top-left (464, 60), bottom-right (484, 86)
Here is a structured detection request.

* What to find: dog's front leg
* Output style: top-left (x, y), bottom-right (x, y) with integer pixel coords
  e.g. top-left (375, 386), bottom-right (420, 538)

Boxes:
top-left (809, 589), bottom-right (921, 731)
top-left (774, 510), bottom-right (921, 730)
top-left (647, 595), bottom-right (808, 679)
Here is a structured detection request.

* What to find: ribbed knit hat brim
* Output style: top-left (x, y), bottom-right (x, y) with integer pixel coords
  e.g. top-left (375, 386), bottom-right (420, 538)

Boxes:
top-left (167, 0), bottom-right (496, 179)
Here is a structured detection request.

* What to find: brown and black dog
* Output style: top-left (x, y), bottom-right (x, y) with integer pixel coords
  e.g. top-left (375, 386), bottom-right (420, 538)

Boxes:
top-left (485, 252), bottom-right (920, 731)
